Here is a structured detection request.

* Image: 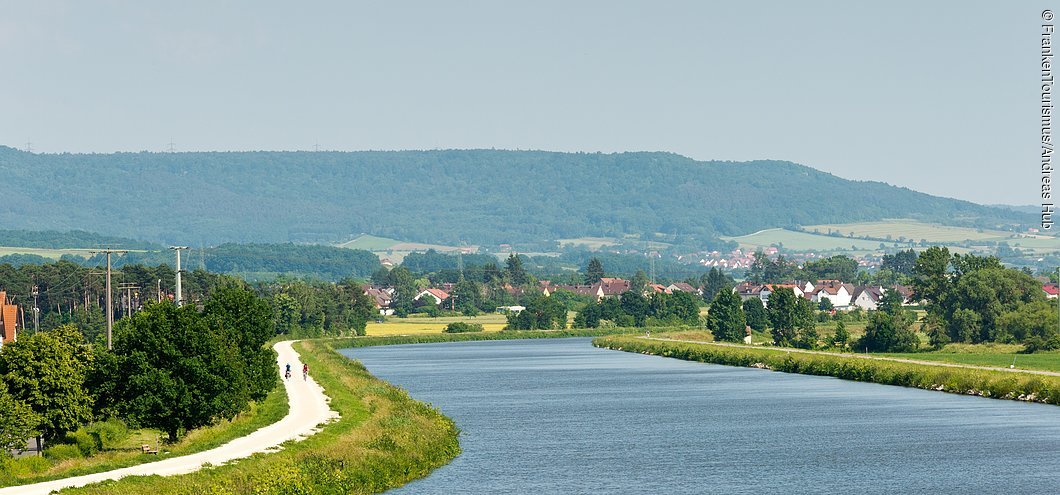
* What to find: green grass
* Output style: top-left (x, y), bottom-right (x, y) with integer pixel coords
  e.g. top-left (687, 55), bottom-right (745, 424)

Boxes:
top-left (0, 384), bottom-right (288, 488)
top-left (57, 338), bottom-right (462, 494)
top-left (802, 220), bottom-right (1014, 243)
top-left (334, 234), bottom-right (405, 251)
top-left (722, 228), bottom-right (887, 252)
top-left (879, 343), bottom-right (1060, 373)
top-left (595, 335), bottom-right (1060, 405)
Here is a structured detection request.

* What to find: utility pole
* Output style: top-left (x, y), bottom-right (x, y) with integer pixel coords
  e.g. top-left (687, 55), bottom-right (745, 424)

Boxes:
top-left (167, 139), bottom-right (176, 153)
top-left (171, 246), bottom-right (189, 306)
top-left (31, 285), bottom-right (39, 333)
top-left (157, 279), bottom-right (162, 303)
top-left (91, 249), bottom-right (128, 350)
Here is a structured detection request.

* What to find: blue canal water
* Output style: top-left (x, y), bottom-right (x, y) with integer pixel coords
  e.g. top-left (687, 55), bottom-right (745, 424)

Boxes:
top-left (340, 338), bottom-right (1060, 494)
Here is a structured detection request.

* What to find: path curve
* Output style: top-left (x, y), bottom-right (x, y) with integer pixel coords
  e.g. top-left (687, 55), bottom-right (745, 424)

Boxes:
top-left (640, 336), bottom-right (1060, 377)
top-left (1, 340), bottom-right (338, 495)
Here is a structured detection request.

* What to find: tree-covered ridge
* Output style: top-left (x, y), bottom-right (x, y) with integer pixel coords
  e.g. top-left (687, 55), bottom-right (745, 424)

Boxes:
top-left (0, 229), bottom-right (159, 250)
top-left (0, 147), bottom-right (1030, 248)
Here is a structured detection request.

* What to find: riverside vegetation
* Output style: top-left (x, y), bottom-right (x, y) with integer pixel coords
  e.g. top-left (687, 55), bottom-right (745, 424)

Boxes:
top-left (56, 329), bottom-right (641, 494)
top-left (594, 335), bottom-right (1060, 405)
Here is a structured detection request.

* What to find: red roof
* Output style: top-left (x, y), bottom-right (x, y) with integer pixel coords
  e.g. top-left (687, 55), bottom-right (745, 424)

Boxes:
top-left (1044, 284), bottom-right (1059, 296)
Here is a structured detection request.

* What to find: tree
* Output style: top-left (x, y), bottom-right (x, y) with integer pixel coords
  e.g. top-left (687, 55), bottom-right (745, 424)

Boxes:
top-left (98, 302), bottom-right (251, 441)
top-left (505, 254), bottom-right (529, 286)
top-left (0, 325), bottom-right (93, 441)
top-left (370, 266), bottom-right (391, 286)
top-left (881, 249), bottom-right (917, 277)
top-left (856, 308), bottom-right (918, 352)
top-left (506, 295), bottom-right (566, 330)
top-left (631, 270), bottom-right (650, 295)
top-left (793, 298), bottom-right (819, 349)
top-left (620, 291), bottom-right (651, 327)
top-left (804, 255), bottom-right (858, 282)
top-left (451, 279), bottom-right (482, 316)
top-left (204, 285), bottom-right (278, 401)
top-left (818, 298), bottom-right (834, 311)
top-left (584, 257), bottom-right (605, 285)
top-left (767, 288), bottom-right (800, 345)
top-left (748, 251), bottom-right (768, 284)
top-left (707, 289), bottom-right (746, 342)
top-left (742, 298), bottom-right (769, 331)
top-left (0, 380), bottom-right (42, 452)
top-left (387, 266), bottom-right (418, 317)
top-left (831, 320), bottom-right (849, 347)
top-left (700, 267), bottom-right (733, 303)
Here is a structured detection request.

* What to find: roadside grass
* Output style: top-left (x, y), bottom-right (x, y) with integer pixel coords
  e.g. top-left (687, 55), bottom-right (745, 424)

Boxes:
top-left (0, 385), bottom-right (287, 488)
top-left (58, 338), bottom-right (461, 495)
top-left (595, 335), bottom-right (1060, 405)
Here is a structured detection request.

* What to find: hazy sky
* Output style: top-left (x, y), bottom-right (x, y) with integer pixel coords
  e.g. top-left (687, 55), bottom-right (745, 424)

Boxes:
top-left (0, 2), bottom-right (1043, 204)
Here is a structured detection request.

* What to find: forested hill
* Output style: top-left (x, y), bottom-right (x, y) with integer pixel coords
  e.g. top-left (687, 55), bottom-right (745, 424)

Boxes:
top-left (0, 146), bottom-right (1030, 247)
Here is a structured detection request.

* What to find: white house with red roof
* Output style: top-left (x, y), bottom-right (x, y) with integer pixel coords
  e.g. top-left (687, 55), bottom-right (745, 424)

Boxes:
top-left (414, 288), bottom-right (450, 306)
top-left (1044, 283), bottom-right (1059, 299)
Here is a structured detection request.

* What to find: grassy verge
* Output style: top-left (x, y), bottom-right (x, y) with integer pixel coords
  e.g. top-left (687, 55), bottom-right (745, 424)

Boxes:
top-left (333, 327), bottom-right (647, 349)
top-left (0, 368), bottom-right (287, 488)
top-left (593, 335), bottom-right (1060, 405)
top-left (57, 338), bottom-right (461, 494)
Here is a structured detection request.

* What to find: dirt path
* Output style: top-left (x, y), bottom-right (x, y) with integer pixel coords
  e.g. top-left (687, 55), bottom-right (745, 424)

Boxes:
top-left (638, 336), bottom-right (1060, 377)
top-left (1, 340), bottom-right (338, 495)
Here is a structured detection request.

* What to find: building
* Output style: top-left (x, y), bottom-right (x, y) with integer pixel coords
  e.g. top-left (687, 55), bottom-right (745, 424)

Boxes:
top-left (364, 286), bottom-right (395, 316)
top-left (414, 288), bottom-right (450, 306)
top-left (850, 286), bottom-right (885, 311)
top-left (0, 291), bottom-right (18, 349)
top-left (667, 282), bottom-right (700, 295)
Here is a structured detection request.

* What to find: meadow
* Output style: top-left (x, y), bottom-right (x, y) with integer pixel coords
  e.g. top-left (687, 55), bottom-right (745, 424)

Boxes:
top-left (365, 314), bottom-right (509, 335)
top-left (802, 220), bottom-right (1013, 243)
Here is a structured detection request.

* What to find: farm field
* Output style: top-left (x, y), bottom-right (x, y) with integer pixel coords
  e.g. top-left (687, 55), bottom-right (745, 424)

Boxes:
top-left (803, 220), bottom-right (1015, 243)
top-left (334, 234), bottom-right (405, 251)
top-left (880, 345), bottom-right (1060, 373)
top-left (365, 313), bottom-right (509, 335)
top-left (722, 228), bottom-right (885, 251)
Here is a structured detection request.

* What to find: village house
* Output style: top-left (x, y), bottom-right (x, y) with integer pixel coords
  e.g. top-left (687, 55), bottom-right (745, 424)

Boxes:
top-left (666, 282), bottom-right (700, 295)
top-left (809, 281), bottom-right (854, 309)
top-left (596, 277), bottom-right (631, 297)
top-left (364, 286), bottom-right (395, 316)
top-left (850, 286), bottom-right (885, 311)
top-left (1044, 283), bottom-right (1059, 299)
top-left (413, 288), bottom-right (450, 306)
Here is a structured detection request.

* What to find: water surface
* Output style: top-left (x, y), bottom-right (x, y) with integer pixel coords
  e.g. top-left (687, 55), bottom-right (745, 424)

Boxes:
top-left (341, 338), bottom-right (1060, 494)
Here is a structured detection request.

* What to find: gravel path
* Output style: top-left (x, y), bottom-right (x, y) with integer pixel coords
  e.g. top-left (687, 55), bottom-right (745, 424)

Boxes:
top-left (0, 340), bottom-right (338, 495)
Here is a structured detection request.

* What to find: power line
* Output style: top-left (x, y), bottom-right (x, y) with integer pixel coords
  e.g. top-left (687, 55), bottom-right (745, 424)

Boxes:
top-left (167, 139), bottom-right (176, 153)
top-left (90, 248), bottom-right (128, 350)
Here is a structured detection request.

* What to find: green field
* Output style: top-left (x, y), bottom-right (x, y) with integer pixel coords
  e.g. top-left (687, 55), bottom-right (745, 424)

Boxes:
top-left (803, 220), bottom-right (1014, 243)
top-left (722, 228), bottom-right (886, 252)
top-left (334, 234), bottom-right (405, 251)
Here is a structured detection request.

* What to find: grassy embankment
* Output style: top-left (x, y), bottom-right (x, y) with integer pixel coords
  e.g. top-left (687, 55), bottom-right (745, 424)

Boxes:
top-left (57, 328), bottom-right (639, 494)
top-left (58, 338), bottom-right (462, 495)
top-left (594, 335), bottom-right (1060, 405)
top-left (0, 367), bottom-right (288, 488)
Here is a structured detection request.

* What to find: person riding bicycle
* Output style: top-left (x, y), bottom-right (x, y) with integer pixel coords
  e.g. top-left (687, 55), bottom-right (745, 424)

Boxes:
top-left (302, 363), bottom-right (309, 381)
top-left (284, 363), bottom-right (292, 380)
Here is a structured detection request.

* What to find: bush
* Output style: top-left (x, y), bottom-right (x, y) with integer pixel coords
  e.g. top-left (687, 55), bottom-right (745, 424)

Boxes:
top-left (43, 443), bottom-right (83, 461)
top-left (443, 322), bottom-right (484, 333)
top-left (1021, 335), bottom-right (1060, 354)
top-left (64, 429), bottom-right (103, 457)
top-left (84, 417), bottom-right (129, 448)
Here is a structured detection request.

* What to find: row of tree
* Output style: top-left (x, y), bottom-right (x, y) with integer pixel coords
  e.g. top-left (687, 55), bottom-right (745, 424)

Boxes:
top-left (0, 283), bottom-right (296, 451)
top-left (913, 248), bottom-right (1053, 347)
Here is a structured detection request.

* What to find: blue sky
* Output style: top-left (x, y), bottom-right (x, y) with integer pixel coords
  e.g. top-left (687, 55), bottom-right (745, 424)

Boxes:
top-left (0, 1), bottom-right (1041, 204)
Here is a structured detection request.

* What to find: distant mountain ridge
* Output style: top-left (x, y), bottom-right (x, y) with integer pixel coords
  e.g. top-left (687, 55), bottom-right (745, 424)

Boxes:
top-left (0, 146), bottom-right (1032, 248)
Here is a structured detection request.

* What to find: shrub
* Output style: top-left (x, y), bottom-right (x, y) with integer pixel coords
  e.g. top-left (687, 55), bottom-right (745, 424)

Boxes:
top-left (84, 417), bottom-right (129, 448)
top-left (43, 443), bottom-right (83, 461)
top-left (64, 429), bottom-right (103, 456)
top-left (443, 322), bottom-right (484, 333)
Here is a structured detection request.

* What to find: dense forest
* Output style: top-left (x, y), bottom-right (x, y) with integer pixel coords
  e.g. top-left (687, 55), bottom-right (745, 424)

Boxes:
top-left (0, 230), bottom-right (158, 250)
top-left (0, 147), bottom-right (1030, 249)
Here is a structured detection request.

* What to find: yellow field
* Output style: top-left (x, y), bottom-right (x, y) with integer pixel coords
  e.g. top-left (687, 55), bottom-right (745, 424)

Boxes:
top-left (365, 314), bottom-right (509, 336)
